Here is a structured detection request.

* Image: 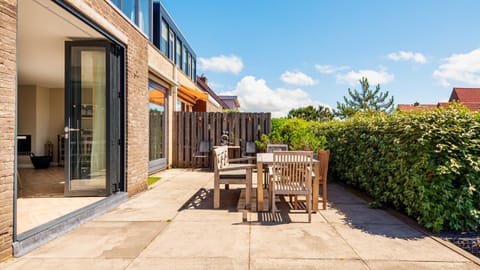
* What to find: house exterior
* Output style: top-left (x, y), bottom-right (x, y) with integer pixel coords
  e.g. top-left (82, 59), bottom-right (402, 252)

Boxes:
top-left (196, 76), bottom-right (229, 112)
top-left (219, 95), bottom-right (241, 111)
top-left (0, 0), bottom-right (215, 259)
top-left (449, 87), bottom-right (480, 111)
top-left (397, 87), bottom-right (480, 112)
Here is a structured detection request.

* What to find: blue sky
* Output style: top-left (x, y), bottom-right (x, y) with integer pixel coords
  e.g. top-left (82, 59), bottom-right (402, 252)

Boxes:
top-left (161, 0), bottom-right (480, 117)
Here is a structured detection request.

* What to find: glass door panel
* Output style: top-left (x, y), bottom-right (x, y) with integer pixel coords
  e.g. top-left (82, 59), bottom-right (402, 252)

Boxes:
top-left (65, 43), bottom-right (107, 196)
top-left (148, 82), bottom-right (167, 172)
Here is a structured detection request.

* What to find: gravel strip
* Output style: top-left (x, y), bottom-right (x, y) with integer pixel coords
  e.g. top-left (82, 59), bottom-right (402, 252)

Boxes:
top-left (436, 231), bottom-right (480, 258)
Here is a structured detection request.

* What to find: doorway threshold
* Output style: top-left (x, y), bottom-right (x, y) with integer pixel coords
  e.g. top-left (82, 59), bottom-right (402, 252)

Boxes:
top-left (13, 192), bottom-right (128, 257)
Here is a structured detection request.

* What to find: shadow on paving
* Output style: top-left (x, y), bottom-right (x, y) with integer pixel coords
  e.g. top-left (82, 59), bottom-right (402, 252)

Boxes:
top-left (326, 181), bottom-right (427, 240)
top-left (180, 187), bottom-right (312, 225)
top-left (179, 188), bottom-right (242, 212)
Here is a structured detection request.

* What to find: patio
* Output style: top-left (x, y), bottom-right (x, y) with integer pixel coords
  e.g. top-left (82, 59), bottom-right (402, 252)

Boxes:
top-left (2, 169), bottom-right (479, 269)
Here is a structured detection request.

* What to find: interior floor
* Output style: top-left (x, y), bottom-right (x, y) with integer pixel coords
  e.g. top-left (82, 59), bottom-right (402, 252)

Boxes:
top-left (17, 167), bottom-right (104, 234)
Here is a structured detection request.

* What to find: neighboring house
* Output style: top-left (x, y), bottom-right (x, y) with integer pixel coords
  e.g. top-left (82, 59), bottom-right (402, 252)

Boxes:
top-left (449, 87), bottom-right (480, 111)
top-left (197, 76), bottom-right (229, 112)
top-left (398, 87), bottom-right (480, 112)
top-left (397, 103), bottom-right (439, 112)
top-left (219, 95), bottom-right (241, 111)
top-left (0, 0), bottom-right (207, 259)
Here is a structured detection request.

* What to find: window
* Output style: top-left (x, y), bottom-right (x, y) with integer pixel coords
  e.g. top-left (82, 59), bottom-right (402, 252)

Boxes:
top-left (121, 0), bottom-right (136, 24)
top-left (111, 0), bottom-right (151, 38)
top-left (138, 0), bottom-right (151, 38)
top-left (175, 38), bottom-right (182, 65)
top-left (148, 81), bottom-right (168, 171)
top-left (182, 45), bottom-right (187, 73)
top-left (192, 59), bottom-right (196, 81)
top-left (161, 19), bottom-right (168, 55)
top-left (168, 29), bottom-right (175, 60)
top-left (187, 52), bottom-right (192, 77)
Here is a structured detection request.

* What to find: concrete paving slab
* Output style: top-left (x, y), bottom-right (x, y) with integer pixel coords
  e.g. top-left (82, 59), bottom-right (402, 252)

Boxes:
top-left (94, 201), bottom-right (181, 222)
top-left (174, 209), bottom-right (247, 223)
top-left (25, 221), bottom-right (166, 259)
top-left (366, 260), bottom-right (480, 270)
top-left (250, 222), bottom-right (359, 260)
top-left (139, 220), bottom-right (250, 259)
top-left (251, 258), bottom-right (369, 270)
top-left (327, 183), bottom-right (367, 205)
top-left (0, 258), bottom-right (132, 270)
top-left (319, 204), bottom-right (405, 225)
top-left (333, 223), bottom-right (469, 262)
top-left (126, 257), bottom-right (248, 270)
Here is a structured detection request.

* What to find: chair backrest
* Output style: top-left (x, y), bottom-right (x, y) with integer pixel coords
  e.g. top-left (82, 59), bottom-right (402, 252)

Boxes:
top-left (272, 151), bottom-right (313, 191)
top-left (213, 146), bottom-right (229, 171)
top-left (198, 141), bottom-right (210, 153)
top-left (245, 141), bottom-right (256, 154)
top-left (266, 144), bottom-right (288, 153)
top-left (317, 150), bottom-right (330, 181)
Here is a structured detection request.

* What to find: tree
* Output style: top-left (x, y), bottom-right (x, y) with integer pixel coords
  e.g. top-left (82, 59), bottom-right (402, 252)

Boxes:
top-left (335, 77), bottom-right (394, 118)
top-left (287, 105), bottom-right (333, 122)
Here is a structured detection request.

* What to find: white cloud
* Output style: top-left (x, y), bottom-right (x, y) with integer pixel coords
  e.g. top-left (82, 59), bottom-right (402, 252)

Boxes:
top-left (280, 71), bottom-right (317, 86)
top-left (221, 76), bottom-right (328, 117)
top-left (388, 51), bottom-right (427, 64)
top-left (315, 64), bottom-right (350, 74)
top-left (336, 68), bottom-right (395, 86)
top-left (433, 48), bottom-right (480, 87)
top-left (198, 55), bottom-right (243, 74)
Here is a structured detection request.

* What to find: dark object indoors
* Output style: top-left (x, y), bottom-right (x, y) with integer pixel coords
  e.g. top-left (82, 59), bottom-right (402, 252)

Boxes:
top-left (30, 153), bottom-right (51, 169)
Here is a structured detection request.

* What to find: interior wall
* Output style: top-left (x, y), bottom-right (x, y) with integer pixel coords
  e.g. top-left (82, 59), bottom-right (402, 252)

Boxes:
top-left (49, 88), bottom-right (64, 164)
top-left (18, 85), bottom-right (36, 153)
top-left (35, 86), bottom-right (50, 155)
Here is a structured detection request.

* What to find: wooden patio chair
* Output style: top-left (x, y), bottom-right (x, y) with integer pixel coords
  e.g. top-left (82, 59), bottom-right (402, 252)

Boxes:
top-left (266, 144), bottom-right (289, 152)
top-left (242, 141), bottom-right (257, 163)
top-left (213, 146), bottom-right (256, 209)
top-left (192, 140), bottom-right (210, 170)
top-left (268, 151), bottom-right (313, 222)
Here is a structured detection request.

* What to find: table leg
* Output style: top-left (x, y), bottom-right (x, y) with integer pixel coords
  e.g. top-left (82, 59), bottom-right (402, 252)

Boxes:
top-left (257, 161), bottom-right (263, 211)
top-left (322, 173), bottom-right (327, 210)
top-left (313, 162), bottom-right (320, 212)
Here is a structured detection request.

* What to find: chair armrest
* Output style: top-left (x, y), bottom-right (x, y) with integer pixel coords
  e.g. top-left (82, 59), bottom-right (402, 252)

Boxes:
top-left (229, 157), bottom-right (257, 163)
top-left (218, 163), bottom-right (256, 172)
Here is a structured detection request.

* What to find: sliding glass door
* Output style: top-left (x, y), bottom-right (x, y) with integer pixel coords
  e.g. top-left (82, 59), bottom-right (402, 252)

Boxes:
top-left (65, 40), bottom-right (123, 196)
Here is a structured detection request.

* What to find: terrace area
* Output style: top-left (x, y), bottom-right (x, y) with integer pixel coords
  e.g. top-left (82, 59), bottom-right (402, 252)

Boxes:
top-left (2, 169), bottom-right (479, 269)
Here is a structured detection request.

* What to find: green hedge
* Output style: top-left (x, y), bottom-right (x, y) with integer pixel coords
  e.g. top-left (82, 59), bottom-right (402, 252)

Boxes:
top-left (269, 105), bottom-right (480, 232)
top-left (323, 106), bottom-right (480, 232)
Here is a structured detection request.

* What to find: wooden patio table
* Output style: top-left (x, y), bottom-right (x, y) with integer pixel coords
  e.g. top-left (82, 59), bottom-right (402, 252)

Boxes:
top-left (256, 152), bottom-right (326, 212)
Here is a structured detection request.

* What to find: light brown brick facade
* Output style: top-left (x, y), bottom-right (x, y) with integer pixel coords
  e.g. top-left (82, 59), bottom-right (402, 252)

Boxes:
top-left (0, 0), bottom-right (16, 261)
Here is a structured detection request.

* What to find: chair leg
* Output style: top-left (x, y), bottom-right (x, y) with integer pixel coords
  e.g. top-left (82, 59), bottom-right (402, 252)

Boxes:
top-left (307, 191), bottom-right (311, 223)
top-left (245, 175), bottom-right (251, 210)
top-left (214, 181), bottom-right (220, 209)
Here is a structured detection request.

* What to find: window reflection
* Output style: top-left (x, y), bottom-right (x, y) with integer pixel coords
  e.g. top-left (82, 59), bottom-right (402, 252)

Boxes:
top-left (149, 88), bottom-right (166, 161)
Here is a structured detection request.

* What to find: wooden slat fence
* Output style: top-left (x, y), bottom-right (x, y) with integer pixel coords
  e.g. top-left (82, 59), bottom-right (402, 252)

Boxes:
top-left (173, 112), bottom-right (271, 168)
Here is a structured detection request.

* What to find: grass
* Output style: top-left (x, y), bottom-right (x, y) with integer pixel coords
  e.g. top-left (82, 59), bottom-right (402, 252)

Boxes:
top-left (148, 176), bottom-right (161, 186)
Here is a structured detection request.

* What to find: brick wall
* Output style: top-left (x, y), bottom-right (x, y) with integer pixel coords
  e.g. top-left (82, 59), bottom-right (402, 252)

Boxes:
top-left (0, 0), bottom-right (16, 261)
top-left (66, 0), bottom-right (150, 195)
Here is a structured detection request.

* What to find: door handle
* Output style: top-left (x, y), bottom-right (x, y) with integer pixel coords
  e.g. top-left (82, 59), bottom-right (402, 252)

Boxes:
top-left (64, 127), bottom-right (80, 132)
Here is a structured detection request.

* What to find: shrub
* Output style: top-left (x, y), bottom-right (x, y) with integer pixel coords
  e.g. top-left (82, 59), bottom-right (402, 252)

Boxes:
top-left (317, 105), bottom-right (480, 232)
top-left (256, 118), bottom-right (327, 151)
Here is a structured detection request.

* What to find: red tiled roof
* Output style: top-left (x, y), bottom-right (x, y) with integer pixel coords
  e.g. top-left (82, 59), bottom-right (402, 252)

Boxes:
top-left (437, 102), bottom-right (449, 108)
top-left (449, 88), bottom-right (480, 103)
top-left (397, 104), bottom-right (438, 112)
top-left (461, 102), bottom-right (480, 111)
